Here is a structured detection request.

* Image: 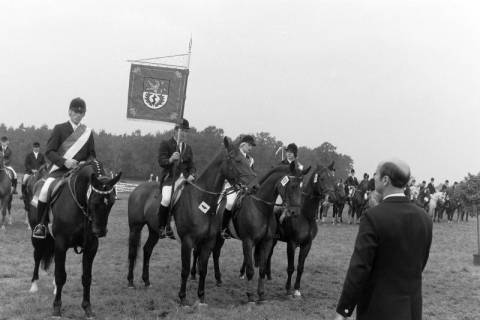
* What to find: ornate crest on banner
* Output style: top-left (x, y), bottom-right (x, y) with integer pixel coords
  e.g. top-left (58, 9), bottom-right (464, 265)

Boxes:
top-left (142, 78), bottom-right (170, 109)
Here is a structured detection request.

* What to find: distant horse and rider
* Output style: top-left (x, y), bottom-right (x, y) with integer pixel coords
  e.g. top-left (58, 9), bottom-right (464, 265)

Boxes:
top-left (0, 153), bottom-right (13, 229)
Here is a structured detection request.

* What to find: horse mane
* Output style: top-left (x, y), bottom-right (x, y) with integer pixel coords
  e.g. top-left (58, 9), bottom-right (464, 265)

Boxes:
top-left (196, 148), bottom-right (225, 179)
top-left (257, 165), bottom-right (290, 185)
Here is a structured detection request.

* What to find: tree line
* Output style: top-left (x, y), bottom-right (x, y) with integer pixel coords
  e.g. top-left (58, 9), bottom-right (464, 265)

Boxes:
top-left (0, 123), bottom-right (354, 180)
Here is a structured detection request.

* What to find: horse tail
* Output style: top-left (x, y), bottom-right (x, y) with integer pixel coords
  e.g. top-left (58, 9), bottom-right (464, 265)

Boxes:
top-left (32, 236), bottom-right (55, 271)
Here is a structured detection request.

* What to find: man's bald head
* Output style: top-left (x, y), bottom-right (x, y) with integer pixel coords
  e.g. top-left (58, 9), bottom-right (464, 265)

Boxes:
top-left (377, 158), bottom-right (411, 188)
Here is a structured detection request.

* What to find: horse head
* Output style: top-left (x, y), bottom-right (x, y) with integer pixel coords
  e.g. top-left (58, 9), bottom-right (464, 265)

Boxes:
top-left (306, 162), bottom-right (336, 202)
top-left (75, 160), bottom-right (122, 238)
top-left (222, 136), bottom-right (255, 187)
top-left (275, 162), bottom-right (305, 216)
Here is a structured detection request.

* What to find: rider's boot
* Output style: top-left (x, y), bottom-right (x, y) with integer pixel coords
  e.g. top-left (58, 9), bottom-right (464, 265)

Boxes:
top-left (157, 204), bottom-right (169, 239)
top-left (32, 201), bottom-right (48, 239)
top-left (12, 178), bottom-right (18, 194)
top-left (221, 209), bottom-right (232, 239)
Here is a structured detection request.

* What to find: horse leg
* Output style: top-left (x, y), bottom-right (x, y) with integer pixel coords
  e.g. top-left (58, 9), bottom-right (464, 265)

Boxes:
top-left (242, 239), bottom-right (255, 302)
top-left (53, 242), bottom-right (68, 317)
top-left (190, 248), bottom-right (198, 280)
top-left (179, 238), bottom-right (193, 306)
top-left (29, 245), bottom-right (42, 293)
top-left (127, 224), bottom-right (142, 288)
top-left (293, 241), bottom-right (312, 297)
top-left (212, 236), bottom-right (225, 286)
top-left (142, 226), bottom-right (159, 287)
top-left (257, 239), bottom-right (274, 302)
top-left (239, 259), bottom-right (246, 279)
top-left (265, 240), bottom-right (277, 281)
top-left (81, 238), bottom-right (98, 319)
top-left (197, 240), bottom-right (215, 304)
top-left (285, 241), bottom-right (296, 295)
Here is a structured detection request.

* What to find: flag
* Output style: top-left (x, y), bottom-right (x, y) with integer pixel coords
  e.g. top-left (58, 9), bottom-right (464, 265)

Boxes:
top-left (127, 64), bottom-right (189, 123)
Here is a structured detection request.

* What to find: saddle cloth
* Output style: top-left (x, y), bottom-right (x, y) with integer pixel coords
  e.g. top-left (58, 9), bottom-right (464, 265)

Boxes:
top-left (5, 168), bottom-right (14, 181)
top-left (30, 177), bottom-right (68, 208)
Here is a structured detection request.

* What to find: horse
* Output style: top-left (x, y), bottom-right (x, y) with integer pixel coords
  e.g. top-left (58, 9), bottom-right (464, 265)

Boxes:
top-left (192, 162), bottom-right (305, 302)
top-left (265, 163), bottom-right (335, 297)
top-left (0, 155), bottom-right (13, 229)
top-left (347, 182), bottom-right (369, 224)
top-left (22, 164), bottom-right (49, 229)
top-left (444, 196), bottom-right (459, 223)
top-left (28, 160), bottom-right (121, 318)
top-left (127, 137), bottom-right (255, 306)
top-left (428, 192), bottom-right (446, 222)
top-left (332, 182), bottom-right (347, 224)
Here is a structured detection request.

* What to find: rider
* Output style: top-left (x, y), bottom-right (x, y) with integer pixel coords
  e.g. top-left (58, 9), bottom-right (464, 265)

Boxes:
top-left (156, 119), bottom-right (196, 239)
top-left (21, 142), bottom-right (46, 199)
top-left (32, 98), bottom-right (96, 239)
top-left (344, 169), bottom-right (359, 197)
top-left (0, 136), bottom-right (18, 194)
top-left (427, 177), bottom-right (436, 194)
top-left (221, 135), bottom-right (256, 239)
top-left (280, 143), bottom-right (303, 170)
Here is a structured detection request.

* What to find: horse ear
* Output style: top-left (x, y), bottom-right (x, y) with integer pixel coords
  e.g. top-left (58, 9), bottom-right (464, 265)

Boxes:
top-left (302, 166), bottom-right (311, 175)
top-left (108, 172), bottom-right (122, 187)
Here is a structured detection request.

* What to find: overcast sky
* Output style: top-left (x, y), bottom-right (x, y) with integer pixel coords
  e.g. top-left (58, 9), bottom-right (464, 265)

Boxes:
top-left (1, 0), bottom-right (479, 182)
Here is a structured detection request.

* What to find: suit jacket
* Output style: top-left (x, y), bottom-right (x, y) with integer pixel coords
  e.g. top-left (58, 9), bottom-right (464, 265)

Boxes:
top-left (158, 137), bottom-right (196, 184)
top-left (427, 183), bottom-right (436, 195)
top-left (46, 122), bottom-right (96, 170)
top-left (337, 196), bottom-right (432, 320)
top-left (0, 146), bottom-right (12, 166)
top-left (24, 152), bottom-right (46, 173)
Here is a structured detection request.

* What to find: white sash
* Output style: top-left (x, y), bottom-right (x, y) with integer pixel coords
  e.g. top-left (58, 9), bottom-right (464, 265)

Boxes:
top-left (50, 127), bottom-right (92, 173)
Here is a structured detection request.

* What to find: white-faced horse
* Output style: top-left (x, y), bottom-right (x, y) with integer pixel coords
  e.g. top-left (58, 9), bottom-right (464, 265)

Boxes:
top-left (428, 192), bottom-right (446, 221)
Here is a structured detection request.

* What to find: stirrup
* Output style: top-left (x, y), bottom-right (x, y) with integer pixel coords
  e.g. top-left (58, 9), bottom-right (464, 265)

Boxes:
top-left (165, 227), bottom-right (175, 239)
top-left (32, 224), bottom-right (47, 239)
top-left (221, 229), bottom-right (231, 240)
top-left (158, 227), bottom-right (167, 239)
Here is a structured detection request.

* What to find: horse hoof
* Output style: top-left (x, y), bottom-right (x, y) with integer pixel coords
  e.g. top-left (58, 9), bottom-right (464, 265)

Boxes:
top-left (190, 275), bottom-right (196, 281)
top-left (196, 302), bottom-right (208, 308)
top-left (29, 282), bottom-right (38, 293)
top-left (293, 290), bottom-right (302, 298)
top-left (267, 275), bottom-right (272, 281)
top-left (239, 275), bottom-right (245, 280)
top-left (52, 307), bottom-right (61, 318)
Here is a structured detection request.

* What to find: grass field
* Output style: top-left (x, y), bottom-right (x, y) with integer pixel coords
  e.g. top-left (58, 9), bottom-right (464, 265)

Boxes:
top-left (1, 194), bottom-right (479, 320)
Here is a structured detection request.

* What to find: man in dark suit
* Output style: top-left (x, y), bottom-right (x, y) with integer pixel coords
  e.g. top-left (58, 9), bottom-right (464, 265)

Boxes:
top-left (427, 178), bottom-right (436, 194)
top-left (221, 134), bottom-right (257, 239)
top-left (157, 119), bottom-right (196, 238)
top-left (334, 158), bottom-right (433, 320)
top-left (21, 142), bottom-right (46, 198)
top-left (32, 97), bottom-right (96, 239)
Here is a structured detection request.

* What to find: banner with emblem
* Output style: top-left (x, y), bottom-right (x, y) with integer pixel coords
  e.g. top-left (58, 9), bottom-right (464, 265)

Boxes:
top-left (127, 64), bottom-right (189, 123)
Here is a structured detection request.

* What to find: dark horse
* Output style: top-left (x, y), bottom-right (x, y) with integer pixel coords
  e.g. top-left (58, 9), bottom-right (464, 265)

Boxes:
top-left (347, 183), bottom-right (368, 224)
top-left (265, 163), bottom-right (336, 297)
top-left (127, 137), bottom-right (255, 305)
top-left (28, 160), bottom-right (121, 318)
top-left (0, 155), bottom-right (13, 229)
top-left (332, 182), bottom-right (347, 224)
top-left (192, 162), bottom-right (305, 302)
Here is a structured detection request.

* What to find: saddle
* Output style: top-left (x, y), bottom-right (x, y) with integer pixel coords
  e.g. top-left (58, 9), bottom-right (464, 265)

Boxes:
top-left (31, 177), bottom-right (68, 208)
top-left (4, 168), bottom-right (14, 181)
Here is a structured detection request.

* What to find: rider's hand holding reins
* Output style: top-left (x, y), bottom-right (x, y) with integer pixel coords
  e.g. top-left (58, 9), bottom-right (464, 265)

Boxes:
top-left (65, 159), bottom-right (78, 169)
top-left (169, 152), bottom-right (180, 163)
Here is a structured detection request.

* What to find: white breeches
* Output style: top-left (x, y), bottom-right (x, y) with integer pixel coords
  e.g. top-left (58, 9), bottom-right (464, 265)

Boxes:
top-left (161, 174), bottom-right (185, 207)
top-left (5, 166), bottom-right (17, 178)
top-left (224, 182), bottom-right (238, 211)
top-left (22, 173), bottom-right (31, 184)
top-left (38, 177), bottom-right (55, 202)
